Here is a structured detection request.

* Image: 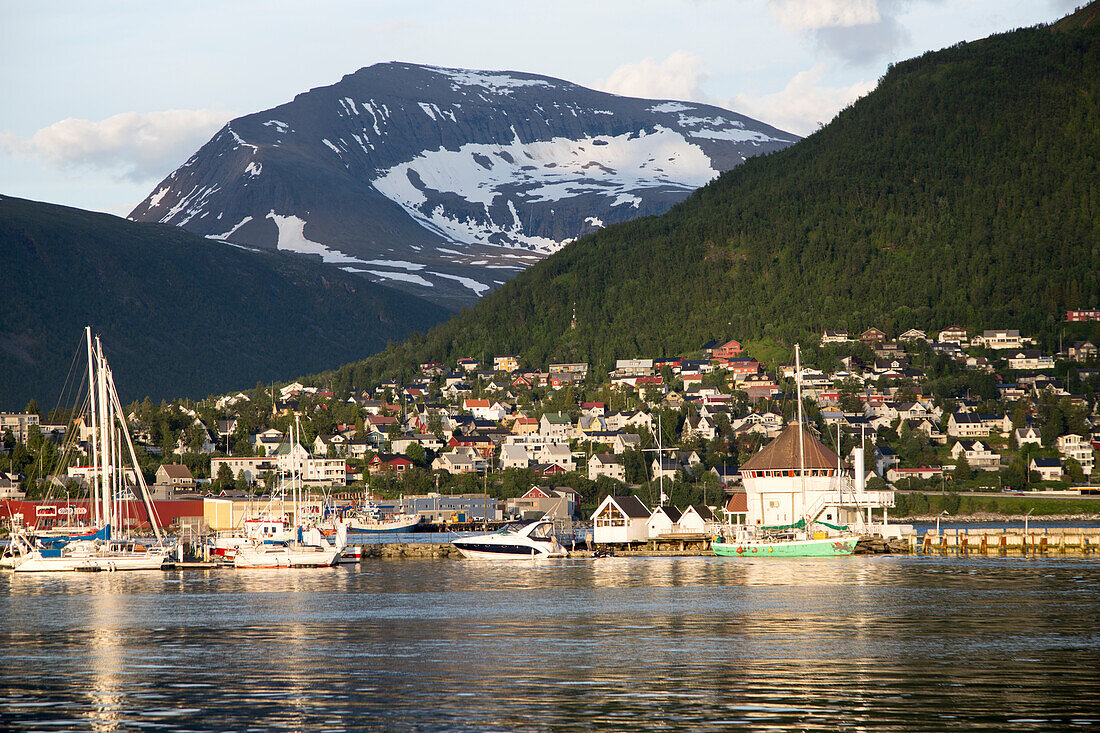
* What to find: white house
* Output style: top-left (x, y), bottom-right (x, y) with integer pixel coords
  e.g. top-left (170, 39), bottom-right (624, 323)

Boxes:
top-left (1056, 434), bottom-right (1095, 475)
top-left (500, 444), bottom-right (531, 470)
top-left (646, 505), bottom-right (682, 538)
top-left (678, 505), bottom-right (716, 533)
top-left (588, 453), bottom-right (625, 482)
top-left (950, 440), bottom-right (1000, 470)
top-left (592, 495), bottom-right (651, 544)
top-left (1030, 457), bottom-right (1063, 482)
top-left (948, 412), bottom-right (988, 438)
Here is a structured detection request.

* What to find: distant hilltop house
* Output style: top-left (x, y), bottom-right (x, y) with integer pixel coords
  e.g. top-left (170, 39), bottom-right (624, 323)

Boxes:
top-left (1066, 310), bottom-right (1100, 322)
top-left (937, 326), bottom-right (969, 344)
top-left (974, 329), bottom-right (1030, 350)
top-left (493, 355), bottom-right (520, 373)
top-left (820, 330), bottom-right (851, 345)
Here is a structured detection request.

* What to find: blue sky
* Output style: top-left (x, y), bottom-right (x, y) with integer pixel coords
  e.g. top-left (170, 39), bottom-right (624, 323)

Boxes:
top-left (0, 0), bottom-right (1078, 216)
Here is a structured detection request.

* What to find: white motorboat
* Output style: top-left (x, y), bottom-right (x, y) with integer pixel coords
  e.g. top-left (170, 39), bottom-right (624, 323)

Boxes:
top-left (452, 520), bottom-right (567, 560)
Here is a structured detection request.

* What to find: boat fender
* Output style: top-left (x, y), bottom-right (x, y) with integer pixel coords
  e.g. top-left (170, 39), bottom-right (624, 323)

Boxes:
top-left (736, 547), bottom-right (744, 554)
top-left (752, 548), bottom-right (757, 553)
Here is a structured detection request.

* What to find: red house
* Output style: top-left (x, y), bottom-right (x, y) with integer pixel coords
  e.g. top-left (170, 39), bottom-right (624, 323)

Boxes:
top-left (712, 339), bottom-right (744, 360)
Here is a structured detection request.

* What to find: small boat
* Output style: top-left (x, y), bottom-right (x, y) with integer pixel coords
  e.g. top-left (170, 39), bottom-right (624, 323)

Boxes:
top-left (452, 520), bottom-right (567, 560)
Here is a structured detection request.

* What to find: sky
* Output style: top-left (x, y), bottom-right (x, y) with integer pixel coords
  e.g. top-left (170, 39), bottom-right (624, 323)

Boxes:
top-left (0, 0), bottom-right (1079, 216)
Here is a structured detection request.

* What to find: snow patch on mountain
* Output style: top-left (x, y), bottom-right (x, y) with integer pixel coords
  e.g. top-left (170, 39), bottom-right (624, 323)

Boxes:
top-left (430, 272), bottom-right (490, 296)
top-left (424, 66), bottom-right (554, 95)
top-left (371, 127), bottom-right (715, 251)
top-left (268, 211), bottom-right (366, 265)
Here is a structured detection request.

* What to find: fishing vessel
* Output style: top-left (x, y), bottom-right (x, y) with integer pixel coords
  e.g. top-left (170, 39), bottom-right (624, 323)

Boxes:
top-left (347, 500), bottom-right (421, 533)
top-left (452, 519), bottom-right (566, 559)
top-left (712, 344), bottom-right (866, 559)
top-left (3, 328), bottom-right (175, 572)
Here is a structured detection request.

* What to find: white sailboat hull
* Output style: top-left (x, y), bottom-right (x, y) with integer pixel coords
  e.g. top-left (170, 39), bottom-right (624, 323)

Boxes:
top-left (10, 547), bottom-right (171, 572)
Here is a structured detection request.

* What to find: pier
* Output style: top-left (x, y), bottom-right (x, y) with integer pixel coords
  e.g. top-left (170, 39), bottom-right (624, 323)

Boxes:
top-left (917, 527), bottom-right (1100, 555)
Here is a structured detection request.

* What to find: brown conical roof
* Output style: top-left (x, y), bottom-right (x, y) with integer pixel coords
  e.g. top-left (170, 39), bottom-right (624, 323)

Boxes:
top-left (741, 423), bottom-right (842, 471)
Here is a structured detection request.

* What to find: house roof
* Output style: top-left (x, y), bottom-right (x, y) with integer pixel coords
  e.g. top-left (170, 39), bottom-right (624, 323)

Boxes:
top-left (159, 463), bottom-right (193, 479)
top-left (685, 505), bottom-right (714, 521)
top-left (608, 495), bottom-right (650, 518)
top-left (725, 493), bottom-right (749, 513)
top-left (653, 506), bottom-right (682, 523)
top-left (741, 423), bottom-right (842, 471)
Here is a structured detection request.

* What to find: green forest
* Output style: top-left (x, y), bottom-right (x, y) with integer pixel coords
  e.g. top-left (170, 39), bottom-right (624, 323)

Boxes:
top-left (317, 15), bottom-right (1099, 393)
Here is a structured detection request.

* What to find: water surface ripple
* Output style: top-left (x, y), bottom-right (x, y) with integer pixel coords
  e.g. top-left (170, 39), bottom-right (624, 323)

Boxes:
top-left (2, 556), bottom-right (1098, 731)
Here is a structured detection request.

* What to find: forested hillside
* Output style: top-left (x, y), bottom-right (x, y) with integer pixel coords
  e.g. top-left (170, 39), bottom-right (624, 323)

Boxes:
top-left (0, 196), bottom-right (450, 408)
top-left (316, 11), bottom-right (1099, 392)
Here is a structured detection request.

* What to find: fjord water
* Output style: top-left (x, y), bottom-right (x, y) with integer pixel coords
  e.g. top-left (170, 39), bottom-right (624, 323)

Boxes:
top-left (2, 557), bottom-right (1098, 731)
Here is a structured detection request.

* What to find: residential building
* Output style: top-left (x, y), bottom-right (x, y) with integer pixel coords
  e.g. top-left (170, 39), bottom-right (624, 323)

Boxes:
top-left (588, 453), bottom-right (625, 482)
top-left (1056, 434), bottom-right (1095, 475)
top-left (1030, 458), bottom-right (1063, 482)
top-left (591, 495), bottom-right (650, 544)
top-left (949, 440), bottom-right (1000, 470)
top-left (0, 413), bottom-right (40, 444)
top-left (1006, 350), bottom-right (1054, 370)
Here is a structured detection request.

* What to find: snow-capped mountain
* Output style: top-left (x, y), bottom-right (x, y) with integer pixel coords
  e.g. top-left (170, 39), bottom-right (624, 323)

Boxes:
top-left (130, 62), bottom-right (798, 307)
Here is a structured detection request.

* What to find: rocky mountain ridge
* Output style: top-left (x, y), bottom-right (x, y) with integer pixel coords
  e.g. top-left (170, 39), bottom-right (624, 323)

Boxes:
top-left (129, 62), bottom-right (798, 307)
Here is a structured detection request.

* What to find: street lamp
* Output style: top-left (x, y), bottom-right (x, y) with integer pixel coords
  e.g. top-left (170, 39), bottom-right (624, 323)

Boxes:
top-left (1024, 507), bottom-right (1035, 549)
top-left (936, 509), bottom-right (949, 536)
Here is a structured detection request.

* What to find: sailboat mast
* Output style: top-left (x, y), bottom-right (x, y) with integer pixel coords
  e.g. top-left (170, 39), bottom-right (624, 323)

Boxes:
top-left (795, 344), bottom-right (807, 530)
top-left (97, 337), bottom-right (112, 536)
top-left (86, 327), bottom-right (101, 528)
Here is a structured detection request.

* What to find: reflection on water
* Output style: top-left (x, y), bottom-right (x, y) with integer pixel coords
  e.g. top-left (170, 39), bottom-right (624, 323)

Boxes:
top-left (2, 557), bottom-right (1099, 731)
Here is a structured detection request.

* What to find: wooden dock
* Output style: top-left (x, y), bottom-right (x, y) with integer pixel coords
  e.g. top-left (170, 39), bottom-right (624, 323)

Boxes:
top-left (918, 527), bottom-right (1100, 555)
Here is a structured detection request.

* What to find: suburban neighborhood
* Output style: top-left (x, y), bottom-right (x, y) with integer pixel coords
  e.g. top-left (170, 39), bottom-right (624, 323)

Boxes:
top-left (2, 319), bottom-right (1099, 539)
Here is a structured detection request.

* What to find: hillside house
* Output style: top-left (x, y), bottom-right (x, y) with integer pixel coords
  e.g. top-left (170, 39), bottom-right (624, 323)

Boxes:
top-left (712, 339), bottom-right (744, 360)
top-left (948, 412), bottom-right (988, 438)
top-left (500, 444), bottom-right (531, 470)
top-left (539, 412), bottom-right (573, 438)
top-left (588, 453), bottom-right (624, 482)
top-left (977, 329), bottom-right (1026, 350)
top-left (937, 326), bottom-right (968, 344)
top-left (950, 440), bottom-right (1000, 470)
top-left (1056, 434), bottom-right (1095, 475)
top-left (1006, 350), bottom-right (1055, 370)
top-left (1030, 458), bottom-right (1063, 482)
top-left (860, 327), bottom-right (886, 344)
top-left (820, 330), bottom-right (850, 345)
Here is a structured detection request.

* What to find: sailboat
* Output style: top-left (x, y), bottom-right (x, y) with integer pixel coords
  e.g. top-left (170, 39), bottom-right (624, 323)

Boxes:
top-left (712, 344), bottom-right (860, 558)
top-left (4, 328), bottom-right (175, 572)
top-left (229, 417), bottom-right (348, 568)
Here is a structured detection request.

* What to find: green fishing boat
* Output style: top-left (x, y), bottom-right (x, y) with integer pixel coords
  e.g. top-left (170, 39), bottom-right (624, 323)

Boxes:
top-left (712, 533), bottom-right (859, 557)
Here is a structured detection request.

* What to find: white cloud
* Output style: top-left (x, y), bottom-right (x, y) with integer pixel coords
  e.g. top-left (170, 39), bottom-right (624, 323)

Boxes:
top-left (770, 0), bottom-right (882, 31)
top-left (769, 0), bottom-right (912, 64)
top-left (731, 64), bottom-right (874, 136)
top-left (1, 109), bottom-right (231, 182)
top-left (596, 51), bottom-right (708, 102)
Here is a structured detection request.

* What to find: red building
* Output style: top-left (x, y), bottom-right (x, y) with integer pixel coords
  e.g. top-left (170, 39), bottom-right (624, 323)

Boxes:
top-left (712, 339), bottom-right (744, 360)
top-left (1066, 310), bottom-right (1100, 322)
top-left (1, 499), bottom-right (205, 532)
